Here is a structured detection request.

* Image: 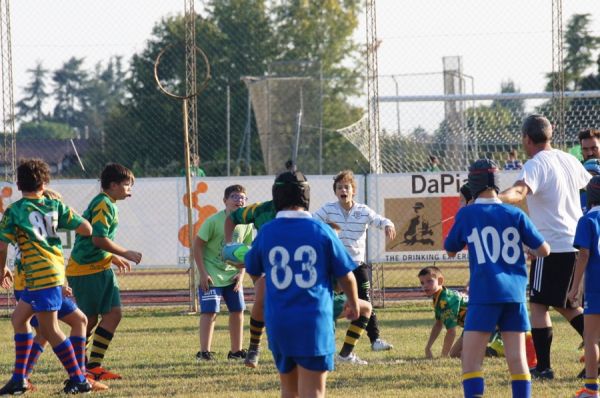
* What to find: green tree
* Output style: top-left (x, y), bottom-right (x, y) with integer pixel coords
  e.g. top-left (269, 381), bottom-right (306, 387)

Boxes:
top-left (16, 62), bottom-right (50, 123)
top-left (546, 13), bottom-right (600, 91)
top-left (17, 121), bottom-right (76, 140)
top-left (52, 57), bottom-right (88, 130)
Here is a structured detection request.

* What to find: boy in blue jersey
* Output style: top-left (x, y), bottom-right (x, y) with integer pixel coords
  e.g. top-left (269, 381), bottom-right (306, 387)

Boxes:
top-left (0, 159), bottom-right (94, 395)
top-left (245, 170), bottom-right (360, 398)
top-left (569, 175), bottom-right (600, 398)
top-left (445, 159), bottom-right (550, 398)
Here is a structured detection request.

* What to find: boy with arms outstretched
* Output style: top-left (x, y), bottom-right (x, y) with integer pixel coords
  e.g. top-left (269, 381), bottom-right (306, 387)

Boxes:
top-left (0, 159), bottom-right (93, 394)
top-left (193, 184), bottom-right (253, 361)
top-left (245, 170), bottom-right (360, 398)
top-left (445, 159), bottom-right (550, 398)
top-left (67, 163), bottom-right (142, 381)
top-left (569, 175), bottom-right (600, 398)
top-left (313, 170), bottom-right (396, 351)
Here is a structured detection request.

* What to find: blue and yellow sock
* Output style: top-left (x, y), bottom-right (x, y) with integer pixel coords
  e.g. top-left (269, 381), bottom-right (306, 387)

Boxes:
top-left (12, 333), bottom-right (33, 382)
top-left (25, 342), bottom-right (44, 377)
top-left (584, 377), bottom-right (599, 392)
top-left (511, 373), bottom-right (531, 398)
top-left (462, 371), bottom-right (484, 398)
top-left (53, 339), bottom-right (85, 383)
top-left (70, 336), bottom-right (87, 373)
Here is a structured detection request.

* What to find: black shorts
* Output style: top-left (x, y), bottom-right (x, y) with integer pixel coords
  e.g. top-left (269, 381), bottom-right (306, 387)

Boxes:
top-left (529, 252), bottom-right (576, 308)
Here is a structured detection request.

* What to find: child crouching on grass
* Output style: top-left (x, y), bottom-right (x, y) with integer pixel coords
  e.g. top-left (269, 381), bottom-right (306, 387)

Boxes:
top-left (444, 159), bottom-right (550, 398)
top-left (569, 175), bottom-right (600, 398)
top-left (245, 170), bottom-right (360, 398)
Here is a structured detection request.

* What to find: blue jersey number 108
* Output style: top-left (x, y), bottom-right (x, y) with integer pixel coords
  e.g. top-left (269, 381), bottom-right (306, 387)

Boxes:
top-left (466, 226), bottom-right (521, 265)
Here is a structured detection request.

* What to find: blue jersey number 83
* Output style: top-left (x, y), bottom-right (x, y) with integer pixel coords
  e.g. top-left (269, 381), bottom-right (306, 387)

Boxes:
top-left (268, 245), bottom-right (317, 289)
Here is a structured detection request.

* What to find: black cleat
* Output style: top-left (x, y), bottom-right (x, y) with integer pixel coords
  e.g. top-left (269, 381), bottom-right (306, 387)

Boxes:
top-left (227, 349), bottom-right (247, 360)
top-left (195, 351), bottom-right (215, 361)
top-left (530, 368), bottom-right (554, 380)
top-left (0, 378), bottom-right (27, 396)
top-left (62, 379), bottom-right (92, 394)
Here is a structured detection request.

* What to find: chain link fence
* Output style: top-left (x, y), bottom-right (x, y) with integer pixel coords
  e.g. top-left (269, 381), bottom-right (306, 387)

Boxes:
top-left (1, 1), bottom-right (600, 310)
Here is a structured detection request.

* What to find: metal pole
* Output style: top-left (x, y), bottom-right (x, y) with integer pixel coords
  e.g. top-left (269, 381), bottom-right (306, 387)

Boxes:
top-left (182, 100), bottom-right (197, 313)
top-left (391, 75), bottom-right (401, 134)
top-left (226, 84), bottom-right (231, 176)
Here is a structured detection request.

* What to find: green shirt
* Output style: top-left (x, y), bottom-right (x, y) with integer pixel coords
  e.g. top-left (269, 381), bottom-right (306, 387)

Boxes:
top-left (229, 200), bottom-right (276, 230)
top-left (67, 192), bottom-right (118, 276)
top-left (198, 210), bottom-right (253, 287)
top-left (0, 196), bottom-right (83, 290)
top-left (432, 287), bottom-right (468, 329)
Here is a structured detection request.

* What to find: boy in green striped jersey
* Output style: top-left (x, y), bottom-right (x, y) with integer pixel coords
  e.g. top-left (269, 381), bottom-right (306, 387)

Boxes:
top-left (67, 163), bottom-right (142, 381)
top-left (0, 158), bottom-right (93, 394)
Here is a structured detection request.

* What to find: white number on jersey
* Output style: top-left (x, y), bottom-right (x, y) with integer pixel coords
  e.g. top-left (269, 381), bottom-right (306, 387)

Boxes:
top-left (466, 226), bottom-right (521, 265)
top-left (28, 211), bottom-right (59, 241)
top-left (268, 245), bottom-right (318, 290)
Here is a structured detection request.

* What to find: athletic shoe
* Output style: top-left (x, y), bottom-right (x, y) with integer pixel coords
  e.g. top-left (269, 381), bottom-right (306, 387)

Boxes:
top-left (62, 379), bottom-right (92, 394)
top-left (195, 351), bottom-right (215, 361)
top-left (86, 376), bottom-right (109, 392)
top-left (86, 366), bottom-right (122, 380)
top-left (371, 338), bottom-right (393, 351)
top-left (337, 353), bottom-right (368, 365)
top-left (574, 387), bottom-right (600, 398)
top-left (244, 349), bottom-right (260, 368)
top-left (530, 367), bottom-right (554, 380)
top-left (227, 349), bottom-right (247, 360)
top-left (0, 378), bottom-right (27, 395)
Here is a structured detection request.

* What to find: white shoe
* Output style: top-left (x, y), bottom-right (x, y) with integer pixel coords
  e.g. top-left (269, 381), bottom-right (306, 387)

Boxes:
top-left (337, 352), bottom-right (368, 365)
top-left (371, 338), bottom-right (393, 351)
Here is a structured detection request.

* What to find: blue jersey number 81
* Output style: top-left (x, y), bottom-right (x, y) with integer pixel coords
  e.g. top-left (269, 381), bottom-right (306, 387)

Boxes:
top-left (268, 245), bottom-right (317, 289)
top-left (466, 226), bottom-right (521, 265)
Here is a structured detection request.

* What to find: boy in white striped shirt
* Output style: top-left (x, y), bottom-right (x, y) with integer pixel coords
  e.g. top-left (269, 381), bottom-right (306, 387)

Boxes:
top-left (314, 170), bottom-right (396, 351)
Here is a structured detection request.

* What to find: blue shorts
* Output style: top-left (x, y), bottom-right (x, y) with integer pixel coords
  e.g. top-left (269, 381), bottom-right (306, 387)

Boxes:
top-left (19, 286), bottom-right (64, 313)
top-left (198, 284), bottom-right (245, 313)
top-left (464, 303), bottom-right (530, 333)
top-left (584, 292), bottom-right (600, 314)
top-left (14, 289), bottom-right (78, 327)
top-left (271, 351), bottom-right (334, 374)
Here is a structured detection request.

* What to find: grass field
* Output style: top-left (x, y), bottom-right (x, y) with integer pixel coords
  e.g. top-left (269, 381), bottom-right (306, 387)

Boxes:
top-left (0, 302), bottom-right (588, 397)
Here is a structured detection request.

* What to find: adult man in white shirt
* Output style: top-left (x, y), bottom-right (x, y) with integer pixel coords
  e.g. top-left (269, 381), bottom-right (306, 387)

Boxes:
top-left (499, 114), bottom-right (591, 380)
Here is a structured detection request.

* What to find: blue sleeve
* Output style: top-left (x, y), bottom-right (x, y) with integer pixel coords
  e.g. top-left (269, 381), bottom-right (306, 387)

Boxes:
top-left (244, 233), bottom-right (264, 277)
top-left (444, 209), bottom-right (466, 252)
top-left (573, 217), bottom-right (591, 250)
top-left (323, 226), bottom-right (356, 277)
top-left (519, 211), bottom-right (545, 250)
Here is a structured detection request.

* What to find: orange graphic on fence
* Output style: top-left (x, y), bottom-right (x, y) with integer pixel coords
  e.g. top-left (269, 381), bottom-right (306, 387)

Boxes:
top-left (0, 186), bottom-right (13, 214)
top-left (178, 182), bottom-right (217, 248)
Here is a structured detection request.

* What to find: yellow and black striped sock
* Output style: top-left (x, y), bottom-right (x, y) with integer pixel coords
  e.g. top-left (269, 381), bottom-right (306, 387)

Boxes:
top-left (87, 326), bottom-right (114, 369)
top-left (339, 315), bottom-right (369, 357)
top-left (248, 318), bottom-right (265, 352)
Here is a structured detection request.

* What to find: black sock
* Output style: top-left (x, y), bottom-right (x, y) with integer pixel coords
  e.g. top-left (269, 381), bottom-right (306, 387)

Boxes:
top-left (570, 314), bottom-right (585, 339)
top-left (531, 327), bottom-right (553, 371)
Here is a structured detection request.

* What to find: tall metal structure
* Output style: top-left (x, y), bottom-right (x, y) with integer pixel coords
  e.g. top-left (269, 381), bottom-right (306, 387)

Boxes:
top-left (551, 0), bottom-right (565, 148)
top-left (365, 0), bottom-right (381, 173)
top-left (184, 0), bottom-right (199, 161)
top-left (0, 0), bottom-right (15, 182)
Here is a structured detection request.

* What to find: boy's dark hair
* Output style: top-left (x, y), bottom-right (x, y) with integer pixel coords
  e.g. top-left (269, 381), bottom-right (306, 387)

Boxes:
top-left (101, 163), bottom-right (135, 190)
top-left (224, 184), bottom-right (246, 199)
top-left (17, 158), bottom-right (50, 192)
top-left (333, 170), bottom-right (356, 193)
top-left (272, 170), bottom-right (310, 212)
top-left (587, 175), bottom-right (600, 209)
top-left (578, 128), bottom-right (600, 142)
top-left (418, 266), bottom-right (443, 279)
top-left (522, 114), bottom-right (552, 144)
